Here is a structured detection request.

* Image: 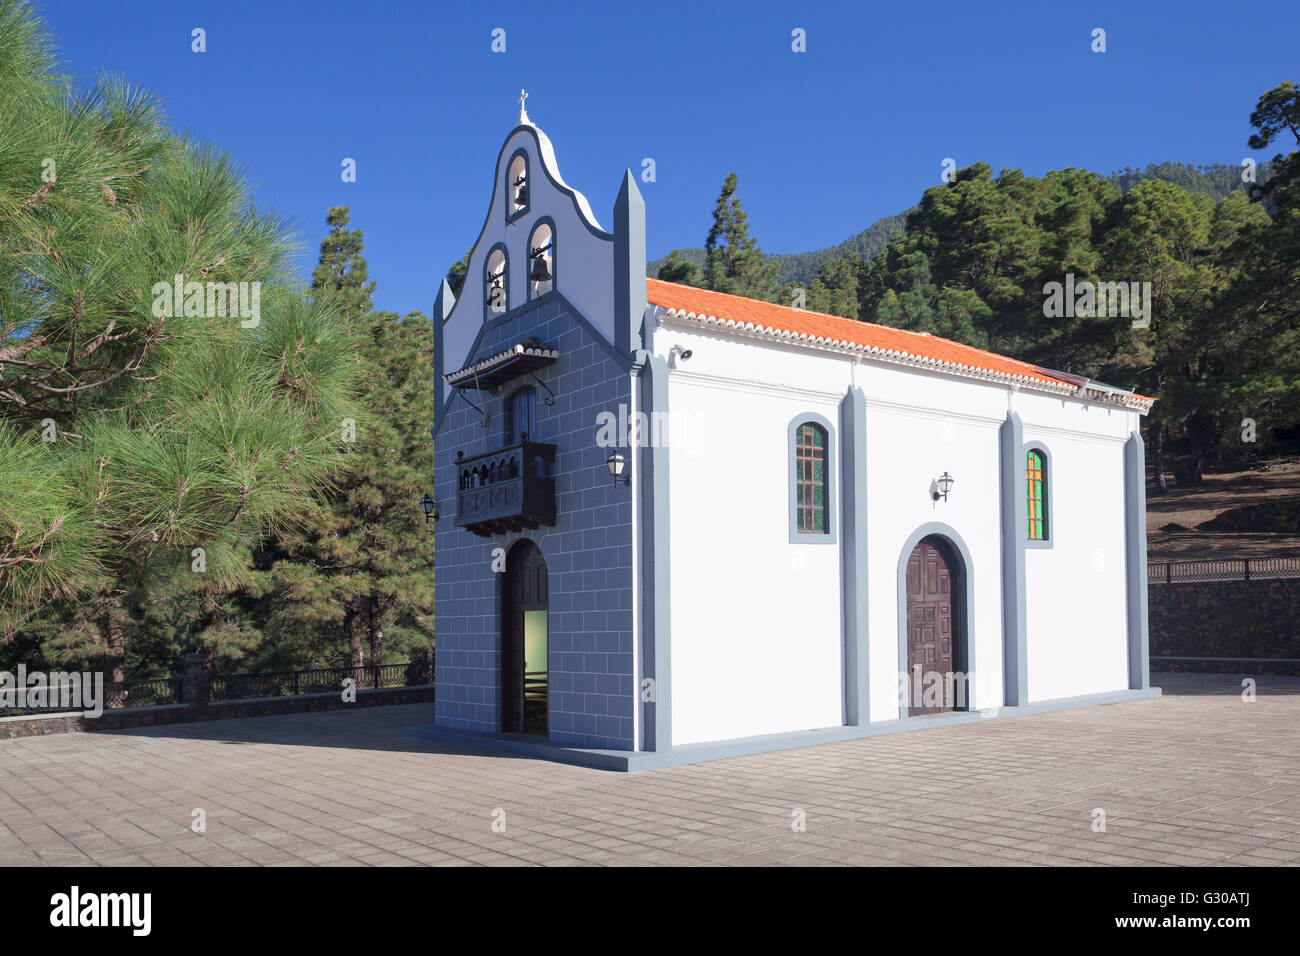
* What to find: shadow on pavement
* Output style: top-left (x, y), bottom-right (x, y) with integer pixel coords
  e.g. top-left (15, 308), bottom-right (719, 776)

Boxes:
top-left (80, 703), bottom-right (553, 764)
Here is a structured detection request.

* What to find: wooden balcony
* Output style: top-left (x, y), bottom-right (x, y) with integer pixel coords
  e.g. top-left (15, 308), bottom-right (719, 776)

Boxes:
top-left (455, 441), bottom-right (557, 537)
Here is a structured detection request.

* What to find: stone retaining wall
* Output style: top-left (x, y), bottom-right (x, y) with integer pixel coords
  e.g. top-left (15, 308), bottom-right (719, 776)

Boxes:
top-left (0, 685), bottom-right (435, 740)
top-left (1150, 579), bottom-right (1300, 676)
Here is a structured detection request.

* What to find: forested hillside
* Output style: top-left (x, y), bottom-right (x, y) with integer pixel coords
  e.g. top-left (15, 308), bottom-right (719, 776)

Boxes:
top-left (649, 162), bottom-right (1265, 286)
top-left (648, 106), bottom-right (1299, 494)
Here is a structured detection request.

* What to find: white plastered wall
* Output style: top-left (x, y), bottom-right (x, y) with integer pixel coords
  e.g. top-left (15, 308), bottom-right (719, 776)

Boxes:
top-left (662, 329), bottom-right (847, 746)
top-left (656, 319), bottom-right (1142, 744)
top-left (859, 364), bottom-right (1007, 722)
top-left (1020, 394), bottom-right (1134, 701)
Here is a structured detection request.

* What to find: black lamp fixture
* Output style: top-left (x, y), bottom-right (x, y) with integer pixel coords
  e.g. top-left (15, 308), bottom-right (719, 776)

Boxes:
top-left (605, 451), bottom-right (630, 486)
top-left (932, 472), bottom-right (955, 502)
top-left (420, 493), bottom-right (439, 523)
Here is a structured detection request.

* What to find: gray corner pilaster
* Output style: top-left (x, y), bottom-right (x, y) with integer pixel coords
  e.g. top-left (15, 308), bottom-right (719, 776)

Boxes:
top-left (1124, 429), bottom-right (1150, 689)
top-left (614, 171), bottom-right (647, 356)
top-left (637, 351), bottom-right (671, 750)
top-left (999, 411), bottom-right (1029, 706)
top-left (431, 277), bottom-right (455, 425)
top-left (840, 386), bottom-right (870, 725)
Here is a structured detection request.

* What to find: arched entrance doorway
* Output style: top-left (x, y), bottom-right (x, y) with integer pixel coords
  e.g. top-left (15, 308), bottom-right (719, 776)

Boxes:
top-left (904, 535), bottom-right (967, 716)
top-left (501, 539), bottom-right (549, 736)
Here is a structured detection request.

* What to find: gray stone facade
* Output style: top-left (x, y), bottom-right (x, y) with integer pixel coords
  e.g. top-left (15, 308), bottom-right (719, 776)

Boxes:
top-left (432, 291), bottom-right (637, 749)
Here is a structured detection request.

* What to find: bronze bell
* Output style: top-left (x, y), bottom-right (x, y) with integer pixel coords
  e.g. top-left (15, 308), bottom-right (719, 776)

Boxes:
top-left (514, 184), bottom-right (527, 207)
top-left (530, 255), bottom-right (551, 282)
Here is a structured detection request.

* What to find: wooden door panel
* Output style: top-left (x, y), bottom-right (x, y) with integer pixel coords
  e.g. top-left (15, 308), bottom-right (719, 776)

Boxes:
top-left (907, 540), bottom-right (959, 716)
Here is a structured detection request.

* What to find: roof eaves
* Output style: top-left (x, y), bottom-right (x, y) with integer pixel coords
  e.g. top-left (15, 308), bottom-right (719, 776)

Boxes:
top-left (657, 305), bottom-right (1154, 411)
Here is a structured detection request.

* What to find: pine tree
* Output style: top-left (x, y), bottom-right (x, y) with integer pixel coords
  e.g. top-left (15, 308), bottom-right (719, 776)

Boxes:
top-left (1, 0), bottom-right (362, 681)
top-left (1247, 81), bottom-right (1300, 211)
top-left (259, 209), bottom-right (436, 671)
top-left (703, 172), bottom-right (778, 300)
top-left (657, 249), bottom-right (700, 286)
top-left (779, 254), bottom-right (862, 318)
top-left (314, 207), bottom-right (377, 313)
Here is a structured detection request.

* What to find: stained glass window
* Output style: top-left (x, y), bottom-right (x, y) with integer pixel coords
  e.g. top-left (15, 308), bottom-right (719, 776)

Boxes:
top-left (796, 423), bottom-right (827, 533)
top-left (1026, 449), bottom-right (1047, 540)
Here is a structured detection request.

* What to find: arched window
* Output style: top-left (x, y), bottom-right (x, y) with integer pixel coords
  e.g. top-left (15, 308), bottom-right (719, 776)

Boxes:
top-left (528, 221), bottom-right (554, 298)
top-left (506, 386), bottom-right (536, 444)
top-left (794, 422), bottom-right (828, 534)
top-left (787, 414), bottom-right (836, 544)
top-left (485, 246), bottom-right (507, 317)
top-left (507, 152), bottom-right (528, 221)
top-left (1026, 448), bottom-right (1048, 540)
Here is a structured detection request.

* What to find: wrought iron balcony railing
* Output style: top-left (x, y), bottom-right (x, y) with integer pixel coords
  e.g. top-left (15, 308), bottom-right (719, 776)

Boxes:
top-left (455, 440), bottom-right (557, 537)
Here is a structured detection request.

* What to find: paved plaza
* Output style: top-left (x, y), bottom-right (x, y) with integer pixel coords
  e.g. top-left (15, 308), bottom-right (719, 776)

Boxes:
top-left (1, 673), bottom-right (1296, 866)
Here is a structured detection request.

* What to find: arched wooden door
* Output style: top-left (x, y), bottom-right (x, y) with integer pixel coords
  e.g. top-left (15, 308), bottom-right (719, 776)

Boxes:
top-left (905, 536), bottom-right (962, 716)
top-left (502, 539), bottom-right (548, 736)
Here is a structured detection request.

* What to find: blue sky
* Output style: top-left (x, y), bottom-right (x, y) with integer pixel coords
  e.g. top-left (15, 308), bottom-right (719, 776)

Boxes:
top-left (34, 0), bottom-right (1299, 315)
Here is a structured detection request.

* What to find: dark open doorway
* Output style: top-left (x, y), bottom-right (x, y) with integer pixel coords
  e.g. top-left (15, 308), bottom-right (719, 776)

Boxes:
top-left (501, 538), bottom-right (548, 736)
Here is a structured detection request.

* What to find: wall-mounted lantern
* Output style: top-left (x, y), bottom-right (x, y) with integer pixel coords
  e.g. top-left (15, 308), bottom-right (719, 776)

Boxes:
top-left (420, 494), bottom-right (439, 523)
top-left (606, 452), bottom-right (630, 487)
top-left (931, 472), bottom-right (955, 502)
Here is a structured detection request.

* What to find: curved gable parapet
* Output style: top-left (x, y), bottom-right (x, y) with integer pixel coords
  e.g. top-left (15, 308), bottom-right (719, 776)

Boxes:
top-left (441, 123), bottom-right (618, 402)
top-left (525, 124), bottom-right (610, 238)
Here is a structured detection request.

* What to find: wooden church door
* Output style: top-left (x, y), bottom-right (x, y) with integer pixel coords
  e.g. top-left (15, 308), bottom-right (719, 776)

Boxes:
top-left (906, 538), bottom-right (956, 716)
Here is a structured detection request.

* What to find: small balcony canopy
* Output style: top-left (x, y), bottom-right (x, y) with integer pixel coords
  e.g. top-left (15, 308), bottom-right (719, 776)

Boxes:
top-left (445, 337), bottom-right (558, 391)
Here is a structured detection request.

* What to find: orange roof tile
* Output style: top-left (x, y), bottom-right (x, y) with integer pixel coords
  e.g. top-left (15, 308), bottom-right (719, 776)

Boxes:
top-left (645, 278), bottom-right (1154, 406)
